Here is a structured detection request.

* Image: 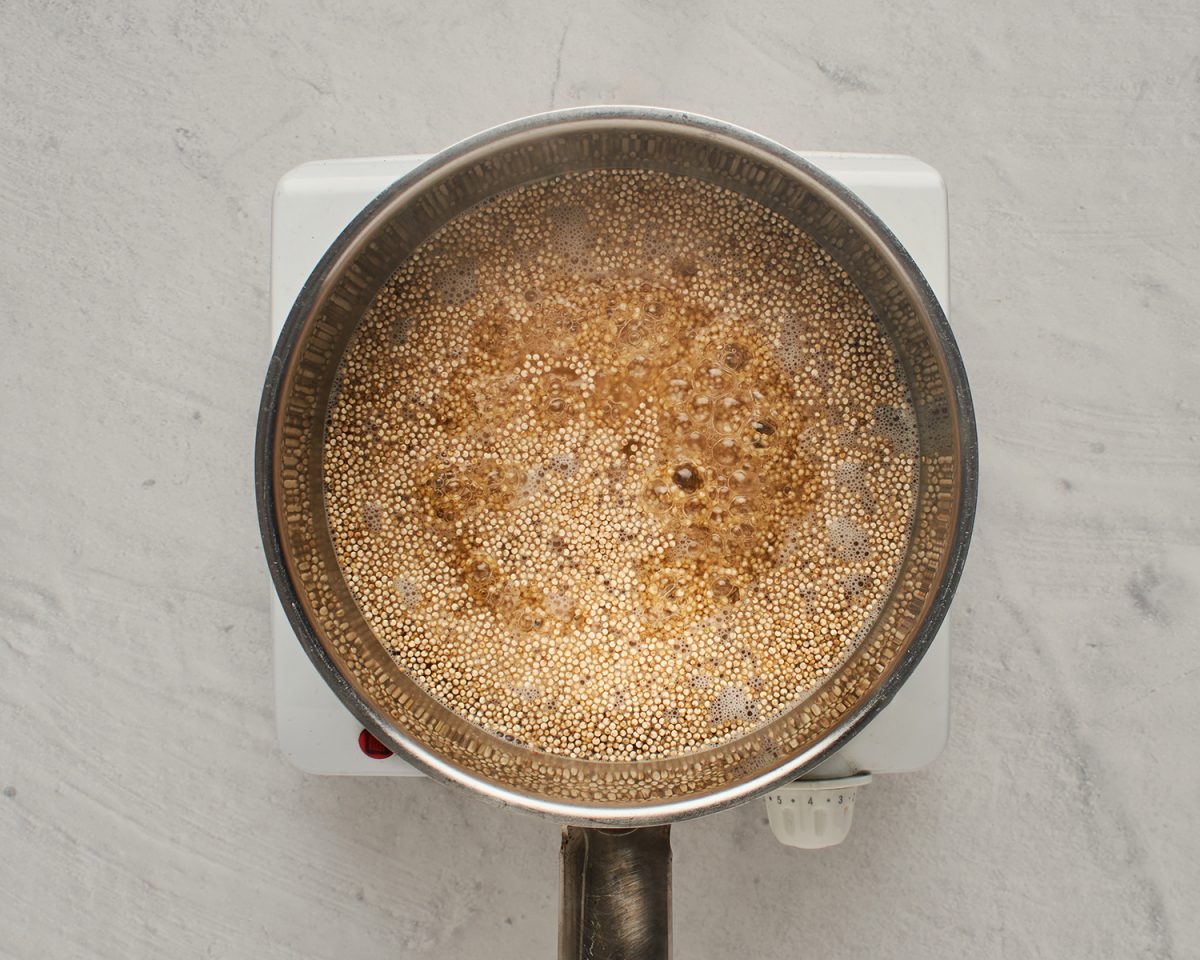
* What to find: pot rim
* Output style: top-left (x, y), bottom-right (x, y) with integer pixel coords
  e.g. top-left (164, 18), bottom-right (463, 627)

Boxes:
top-left (255, 105), bottom-right (978, 826)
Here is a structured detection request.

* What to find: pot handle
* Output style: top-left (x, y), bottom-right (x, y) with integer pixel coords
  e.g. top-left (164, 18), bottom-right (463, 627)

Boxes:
top-left (559, 825), bottom-right (672, 960)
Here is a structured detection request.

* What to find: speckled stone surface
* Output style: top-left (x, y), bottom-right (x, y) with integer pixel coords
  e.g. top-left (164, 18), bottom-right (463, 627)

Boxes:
top-left (1, 2), bottom-right (1197, 957)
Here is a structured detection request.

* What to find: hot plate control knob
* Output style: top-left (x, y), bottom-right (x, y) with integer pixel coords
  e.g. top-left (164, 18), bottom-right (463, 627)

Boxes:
top-left (764, 773), bottom-right (872, 849)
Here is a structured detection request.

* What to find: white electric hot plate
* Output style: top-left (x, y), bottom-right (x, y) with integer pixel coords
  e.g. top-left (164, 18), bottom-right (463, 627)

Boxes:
top-left (269, 151), bottom-right (951, 847)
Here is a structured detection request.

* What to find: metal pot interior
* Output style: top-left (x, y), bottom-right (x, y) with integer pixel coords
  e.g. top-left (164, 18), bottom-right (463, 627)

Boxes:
top-left (256, 109), bottom-right (976, 825)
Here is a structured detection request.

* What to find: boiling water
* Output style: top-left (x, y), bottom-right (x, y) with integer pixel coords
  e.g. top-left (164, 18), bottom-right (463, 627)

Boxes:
top-left (322, 169), bottom-right (918, 761)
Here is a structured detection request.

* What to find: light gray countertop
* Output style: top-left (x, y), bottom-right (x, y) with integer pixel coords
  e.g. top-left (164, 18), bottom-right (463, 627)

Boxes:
top-left (1, 1), bottom-right (1197, 957)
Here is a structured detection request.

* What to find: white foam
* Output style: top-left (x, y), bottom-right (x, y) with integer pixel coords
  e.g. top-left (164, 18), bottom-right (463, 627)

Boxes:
top-left (642, 231), bottom-right (676, 260)
top-left (833, 460), bottom-right (868, 494)
top-left (521, 464), bottom-right (546, 499)
top-left (363, 501), bottom-right (384, 532)
top-left (434, 261), bottom-right (479, 306)
top-left (548, 204), bottom-right (595, 261)
top-left (839, 571), bottom-right (871, 598)
top-left (827, 515), bottom-right (870, 562)
top-left (548, 451), bottom-right (578, 477)
top-left (873, 403), bottom-right (919, 456)
top-left (709, 684), bottom-right (758, 725)
top-left (773, 313), bottom-right (806, 373)
top-left (389, 315), bottom-right (414, 347)
top-left (392, 576), bottom-right (422, 608)
top-left (545, 589), bottom-right (575, 620)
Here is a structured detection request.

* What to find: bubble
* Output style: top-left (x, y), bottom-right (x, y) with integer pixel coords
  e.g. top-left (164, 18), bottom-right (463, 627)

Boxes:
top-left (481, 462), bottom-right (521, 498)
top-left (431, 470), bottom-right (468, 504)
top-left (711, 570), bottom-right (738, 599)
top-left (728, 521), bottom-right (756, 546)
top-left (721, 343), bottom-right (749, 371)
top-left (678, 430), bottom-right (706, 458)
top-left (641, 229), bottom-right (676, 261)
top-left (467, 559), bottom-right (493, 583)
top-left (593, 371), bottom-right (638, 419)
top-left (614, 311), bottom-right (657, 353)
top-left (646, 480), bottom-right (673, 509)
top-left (713, 437), bottom-right (740, 467)
top-left (516, 609), bottom-right (548, 635)
top-left (627, 356), bottom-right (652, 381)
top-left (709, 684), bottom-right (756, 725)
top-left (697, 365), bottom-right (728, 393)
top-left (713, 395), bottom-right (745, 434)
top-left (547, 364), bottom-right (586, 392)
top-left (665, 409), bottom-right (692, 432)
top-left (750, 418), bottom-right (776, 448)
top-left (648, 568), bottom-right (687, 604)
top-left (539, 305), bottom-right (581, 346)
top-left (663, 372), bottom-right (692, 406)
top-left (672, 463), bottom-right (703, 493)
top-left (671, 529), bottom-right (704, 558)
top-left (729, 469), bottom-right (757, 493)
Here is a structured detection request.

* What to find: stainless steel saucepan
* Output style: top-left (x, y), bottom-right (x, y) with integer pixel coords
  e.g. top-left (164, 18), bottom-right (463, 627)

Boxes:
top-left (256, 106), bottom-right (977, 959)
